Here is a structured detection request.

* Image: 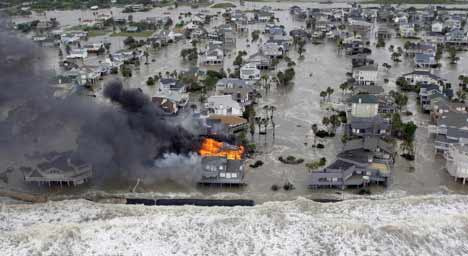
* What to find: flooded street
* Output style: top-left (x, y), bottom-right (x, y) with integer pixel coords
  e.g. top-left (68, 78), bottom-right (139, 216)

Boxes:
top-left (9, 2), bottom-right (468, 202)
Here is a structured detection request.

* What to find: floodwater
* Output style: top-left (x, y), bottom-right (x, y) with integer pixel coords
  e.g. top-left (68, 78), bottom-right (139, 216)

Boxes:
top-left (7, 1), bottom-right (468, 203)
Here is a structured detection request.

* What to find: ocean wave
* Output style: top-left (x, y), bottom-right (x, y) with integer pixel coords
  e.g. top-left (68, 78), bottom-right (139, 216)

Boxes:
top-left (1, 195), bottom-right (468, 255)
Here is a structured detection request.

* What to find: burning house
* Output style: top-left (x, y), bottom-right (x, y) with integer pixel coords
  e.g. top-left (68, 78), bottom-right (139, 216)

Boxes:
top-left (198, 138), bottom-right (246, 185)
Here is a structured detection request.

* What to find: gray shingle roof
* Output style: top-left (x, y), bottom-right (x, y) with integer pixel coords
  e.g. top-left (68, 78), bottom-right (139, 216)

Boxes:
top-left (350, 94), bottom-right (378, 104)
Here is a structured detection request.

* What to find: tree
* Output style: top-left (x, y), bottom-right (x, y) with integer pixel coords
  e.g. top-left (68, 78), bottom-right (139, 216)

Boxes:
top-left (390, 90), bottom-right (408, 112)
top-left (456, 90), bottom-right (466, 102)
top-left (261, 118), bottom-right (269, 136)
top-left (120, 64), bottom-right (132, 77)
top-left (403, 41), bottom-right (412, 53)
top-left (65, 44), bottom-right (71, 55)
top-left (391, 52), bottom-right (401, 62)
top-left (297, 38), bottom-right (306, 57)
top-left (276, 68), bottom-right (295, 87)
top-left (248, 119), bottom-right (255, 140)
top-left (336, 39), bottom-right (343, 54)
top-left (436, 46), bottom-right (443, 61)
top-left (382, 63), bottom-right (392, 71)
top-left (400, 139), bottom-right (414, 156)
top-left (123, 36), bottom-right (136, 47)
top-left (146, 76), bottom-right (155, 86)
top-left (319, 91), bottom-right (327, 101)
top-left (181, 48), bottom-right (198, 61)
top-left (251, 30), bottom-right (260, 42)
top-left (311, 124), bottom-right (318, 146)
top-left (339, 82), bottom-right (348, 95)
top-left (255, 117), bottom-right (262, 136)
top-left (233, 51), bottom-right (246, 67)
top-left (268, 105), bottom-right (277, 121)
top-left (391, 113), bottom-right (403, 135)
top-left (322, 116), bottom-right (330, 132)
top-left (402, 121), bottom-right (417, 142)
top-left (448, 47), bottom-right (459, 64)
top-left (329, 114), bottom-right (341, 133)
top-left (261, 74), bottom-right (269, 93)
top-left (376, 38), bottom-right (385, 48)
top-left (326, 86), bottom-right (334, 101)
top-left (397, 46), bottom-right (403, 55)
top-left (144, 50), bottom-right (149, 64)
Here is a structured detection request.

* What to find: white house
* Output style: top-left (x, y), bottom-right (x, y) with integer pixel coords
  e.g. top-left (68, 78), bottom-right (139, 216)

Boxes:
top-left (352, 64), bottom-right (378, 86)
top-left (401, 70), bottom-right (445, 86)
top-left (446, 144), bottom-right (468, 184)
top-left (67, 48), bottom-right (88, 59)
top-left (431, 22), bottom-right (443, 33)
top-left (159, 78), bottom-right (186, 94)
top-left (205, 95), bottom-right (244, 116)
top-left (202, 45), bottom-right (224, 66)
top-left (240, 63), bottom-right (261, 81)
top-left (399, 23), bottom-right (416, 38)
top-left (350, 94), bottom-right (379, 118)
top-left (262, 42), bottom-right (284, 58)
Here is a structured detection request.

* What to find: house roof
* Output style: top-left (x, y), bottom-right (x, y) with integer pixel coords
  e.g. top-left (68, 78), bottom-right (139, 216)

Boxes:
top-left (353, 64), bottom-right (378, 72)
top-left (337, 149), bottom-right (373, 164)
top-left (437, 111), bottom-right (468, 128)
top-left (344, 137), bottom-right (395, 154)
top-left (350, 116), bottom-right (390, 129)
top-left (152, 97), bottom-right (178, 114)
top-left (402, 70), bottom-right (444, 81)
top-left (216, 78), bottom-right (247, 87)
top-left (354, 85), bottom-right (384, 95)
top-left (327, 160), bottom-right (354, 170)
top-left (350, 94), bottom-right (378, 104)
top-left (207, 115), bottom-right (247, 127)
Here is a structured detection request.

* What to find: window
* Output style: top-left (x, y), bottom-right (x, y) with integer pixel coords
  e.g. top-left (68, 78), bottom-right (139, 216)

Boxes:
top-left (220, 172), bottom-right (226, 178)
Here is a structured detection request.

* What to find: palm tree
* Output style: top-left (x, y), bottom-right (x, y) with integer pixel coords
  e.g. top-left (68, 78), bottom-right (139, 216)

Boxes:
top-left (189, 104), bottom-right (197, 112)
top-left (311, 124), bottom-right (318, 146)
top-left (322, 117), bottom-right (330, 132)
top-left (144, 50), bottom-right (149, 65)
top-left (326, 86), bottom-right (334, 102)
top-left (249, 121), bottom-right (255, 140)
top-left (263, 105), bottom-right (270, 118)
top-left (329, 114), bottom-right (341, 133)
top-left (269, 105), bottom-right (277, 121)
top-left (261, 74), bottom-right (269, 92)
top-left (400, 140), bottom-right (414, 156)
top-left (262, 118), bottom-right (269, 136)
top-left (457, 90), bottom-right (466, 102)
top-left (271, 120), bottom-right (276, 138)
top-left (319, 91), bottom-right (327, 102)
top-left (255, 117), bottom-right (262, 136)
top-left (339, 82), bottom-right (348, 95)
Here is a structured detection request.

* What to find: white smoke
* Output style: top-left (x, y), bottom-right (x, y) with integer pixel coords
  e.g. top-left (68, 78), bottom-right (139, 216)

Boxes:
top-left (154, 153), bottom-right (201, 168)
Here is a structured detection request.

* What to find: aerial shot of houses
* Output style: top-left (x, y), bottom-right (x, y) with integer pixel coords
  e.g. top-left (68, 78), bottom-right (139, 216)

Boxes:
top-left (5, 0), bottom-right (468, 254)
top-left (4, 0), bottom-right (468, 197)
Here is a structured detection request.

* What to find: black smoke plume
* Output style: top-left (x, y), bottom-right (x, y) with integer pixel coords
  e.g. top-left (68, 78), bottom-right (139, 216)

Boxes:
top-left (0, 16), bottom-right (200, 188)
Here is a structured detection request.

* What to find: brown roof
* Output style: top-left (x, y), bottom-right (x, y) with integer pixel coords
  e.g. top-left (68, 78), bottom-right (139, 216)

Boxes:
top-left (208, 115), bottom-right (247, 126)
top-left (152, 97), bottom-right (177, 114)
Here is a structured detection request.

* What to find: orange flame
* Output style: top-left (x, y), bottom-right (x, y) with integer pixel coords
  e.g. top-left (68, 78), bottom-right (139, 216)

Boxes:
top-left (198, 138), bottom-right (245, 160)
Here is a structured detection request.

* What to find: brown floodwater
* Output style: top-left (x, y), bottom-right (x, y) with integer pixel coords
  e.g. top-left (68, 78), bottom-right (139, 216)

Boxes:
top-left (7, 2), bottom-right (468, 203)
